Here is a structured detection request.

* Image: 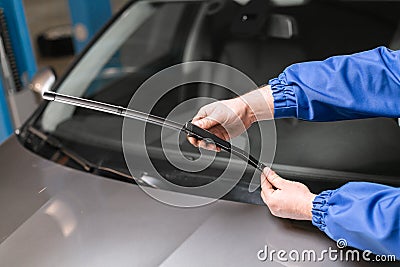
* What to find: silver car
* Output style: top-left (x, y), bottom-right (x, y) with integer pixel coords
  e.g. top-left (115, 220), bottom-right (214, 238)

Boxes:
top-left (1, 0), bottom-right (400, 266)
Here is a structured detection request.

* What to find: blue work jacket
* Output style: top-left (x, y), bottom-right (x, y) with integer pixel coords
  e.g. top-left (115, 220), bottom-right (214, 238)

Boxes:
top-left (269, 46), bottom-right (400, 259)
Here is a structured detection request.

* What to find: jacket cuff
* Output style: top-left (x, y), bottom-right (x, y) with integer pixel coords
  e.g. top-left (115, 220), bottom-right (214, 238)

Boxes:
top-left (268, 73), bottom-right (298, 119)
top-left (311, 190), bottom-right (336, 231)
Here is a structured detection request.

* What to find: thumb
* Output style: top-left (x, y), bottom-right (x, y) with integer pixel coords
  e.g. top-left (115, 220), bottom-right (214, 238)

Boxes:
top-left (265, 169), bottom-right (290, 190)
top-left (193, 117), bottom-right (219, 130)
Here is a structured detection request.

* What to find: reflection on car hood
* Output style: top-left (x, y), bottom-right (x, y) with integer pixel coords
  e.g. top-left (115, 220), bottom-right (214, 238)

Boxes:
top-left (0, 137), bottom-right (393, 267)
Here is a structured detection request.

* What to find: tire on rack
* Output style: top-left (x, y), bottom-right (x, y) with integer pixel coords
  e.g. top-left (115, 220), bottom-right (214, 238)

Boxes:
top-left (37, 25), bottom-right (75, 58)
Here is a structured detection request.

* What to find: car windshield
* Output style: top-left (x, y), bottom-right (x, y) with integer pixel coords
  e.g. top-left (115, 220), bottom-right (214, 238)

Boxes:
top-left (28, 0), bottom-right (400, 203)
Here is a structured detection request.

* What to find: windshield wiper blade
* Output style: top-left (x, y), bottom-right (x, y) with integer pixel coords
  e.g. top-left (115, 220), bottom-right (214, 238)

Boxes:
top-left (43, 91), bottom-right (183, 131)
top-left (42, 91), bottom-right (267, 172)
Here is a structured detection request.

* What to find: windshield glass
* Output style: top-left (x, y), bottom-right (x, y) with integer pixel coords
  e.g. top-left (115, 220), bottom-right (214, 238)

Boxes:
top-left (41, 0), bottom-right (188, 131)
top-left (30, 0), bottom-right (400, 204)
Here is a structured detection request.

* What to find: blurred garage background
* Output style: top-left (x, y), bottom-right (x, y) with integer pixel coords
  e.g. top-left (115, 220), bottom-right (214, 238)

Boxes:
top-left (0, 0), bottom-right (129, 144)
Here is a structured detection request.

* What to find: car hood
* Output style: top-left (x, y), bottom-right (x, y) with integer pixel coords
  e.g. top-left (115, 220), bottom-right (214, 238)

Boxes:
top-left (0, 136), bottom-right (389, 267)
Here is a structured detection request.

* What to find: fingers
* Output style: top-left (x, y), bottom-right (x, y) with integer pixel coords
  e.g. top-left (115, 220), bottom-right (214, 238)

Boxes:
top-left (206, 142), bottom-right (222, 152)
top-left (192, 104), bottom-right (222, 131)
top-left (186, 136), bottom-right (222, 152)
top-left (192, 107), bottom-right (209, 122)
top-left (187, 136), bottom-right (198, 146)
top-left (260, 169), bottom-right (282, 217)
top-left (186, 123), bottom-right (228, 153)
top-left (189, 102), bottom-right (237, 152)
top-left (260, 169), bottom-right (274, 198)
top-left (260, 167), bottom-right (287, 203)
top-left (260, 171), bottom-right (276, 211)
top-left (264, 168), bottom-right (290, 190)
top-left (261, 169), bottom-right (273, 190)
top-left (198, 140), bottom-right (220, 152)
top-left (192, 117), bottom-right (219, 130)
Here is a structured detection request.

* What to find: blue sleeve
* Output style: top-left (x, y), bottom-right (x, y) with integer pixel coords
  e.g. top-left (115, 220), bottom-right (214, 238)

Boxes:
top-left (269, 46), bottom-right (400, 121)
top-left (312, 182), bottom-right (400, 259)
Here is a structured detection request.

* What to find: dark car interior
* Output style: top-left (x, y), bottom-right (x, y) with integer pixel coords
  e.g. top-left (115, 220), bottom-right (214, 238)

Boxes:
top-left (25, 0), bottom-right (400, 203)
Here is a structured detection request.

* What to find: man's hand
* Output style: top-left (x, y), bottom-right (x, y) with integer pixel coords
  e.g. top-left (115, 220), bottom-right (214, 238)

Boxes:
top-left (188, 98), bottom-right (251, 151)
top-left (261, 168), bottom-right (316, 221)
top-left (188, 86), bottom-right (274, 151)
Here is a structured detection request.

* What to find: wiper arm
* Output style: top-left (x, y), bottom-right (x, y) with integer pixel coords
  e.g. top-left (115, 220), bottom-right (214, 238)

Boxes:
top-left (27, 126), bottom-right (92, 172)
top-left (26, 126), bottom-right (158, 187)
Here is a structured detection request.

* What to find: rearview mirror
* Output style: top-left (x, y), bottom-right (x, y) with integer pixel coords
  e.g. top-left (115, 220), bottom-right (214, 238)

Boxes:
top-left (267, 14), bottom-right (298, 39)
top-left (29, 67), bottom-right (57, 95)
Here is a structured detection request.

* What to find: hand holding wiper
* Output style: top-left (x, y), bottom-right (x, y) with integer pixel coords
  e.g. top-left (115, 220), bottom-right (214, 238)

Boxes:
top-left (42, 89), bottom-right (267, 172)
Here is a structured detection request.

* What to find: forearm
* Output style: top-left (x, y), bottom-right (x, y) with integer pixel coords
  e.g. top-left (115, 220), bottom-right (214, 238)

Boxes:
top-left (269, 46), bottom-right (400, 121)
top-left (238, 85), bottom-right (275, 123)
top-left (312, 182), bottom-right (400, 259)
